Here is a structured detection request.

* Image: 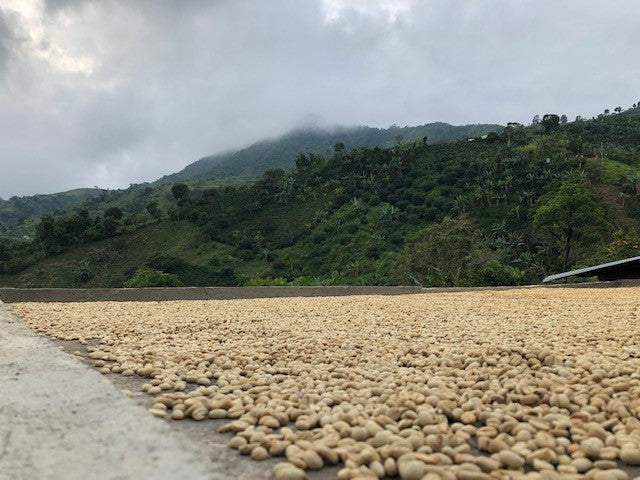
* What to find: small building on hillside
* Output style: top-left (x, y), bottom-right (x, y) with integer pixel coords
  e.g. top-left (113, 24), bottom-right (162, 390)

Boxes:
top-left (543, 256), bottom-right (640, 283)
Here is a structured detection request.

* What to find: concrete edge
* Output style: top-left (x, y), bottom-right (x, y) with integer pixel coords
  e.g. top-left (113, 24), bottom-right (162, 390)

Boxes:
top-left (0, 303), bottom-right (225, 480)
top-left (0, 280), bottom-right (638, 303)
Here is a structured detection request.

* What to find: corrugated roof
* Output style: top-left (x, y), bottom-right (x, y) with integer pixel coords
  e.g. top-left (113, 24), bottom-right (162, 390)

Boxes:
top-left (542, 256), bottom-right (640, 283)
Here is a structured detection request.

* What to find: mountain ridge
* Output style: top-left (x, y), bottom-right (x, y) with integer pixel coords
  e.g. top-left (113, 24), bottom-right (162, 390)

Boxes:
top-left (153, 122), bottom-right (503, 184)
top-left (1, 121), bottom-right (502, 236)
top-left (2, 105), bottom-right (640, 288)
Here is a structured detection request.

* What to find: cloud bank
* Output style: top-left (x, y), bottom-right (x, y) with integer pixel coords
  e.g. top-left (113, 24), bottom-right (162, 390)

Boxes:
top-left (0, 0), bottom-right (638, 196)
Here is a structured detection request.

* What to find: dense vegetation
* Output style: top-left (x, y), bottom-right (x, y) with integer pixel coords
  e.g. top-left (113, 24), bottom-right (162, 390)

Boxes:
top-left (2, 106), bottom-right (640, 288)
top-left (1, 123), bottom-right (499, 239)
top-left (0, 177), bottom-right (253, 240)
top-left (0, 188), bottom-right (103, 237)
top-left (155, 122), bottom-right (502, 184)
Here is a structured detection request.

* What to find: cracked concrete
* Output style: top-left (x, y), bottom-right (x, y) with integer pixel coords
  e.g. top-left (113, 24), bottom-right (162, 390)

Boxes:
top-left (0, 301), bottom-right (224, 480)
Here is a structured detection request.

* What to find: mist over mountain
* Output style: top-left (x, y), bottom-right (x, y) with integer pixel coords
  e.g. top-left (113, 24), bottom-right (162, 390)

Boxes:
top-left (1, 121), bottom-right (501, 235)
top-left (155, 122), bottom-right (502, 184)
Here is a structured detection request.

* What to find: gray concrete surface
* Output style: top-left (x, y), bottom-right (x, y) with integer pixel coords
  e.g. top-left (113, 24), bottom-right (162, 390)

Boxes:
top-left (0, 301), bottom-right (224, 480)
top-left (1, 280), bottom-right (637, 303)
top-left (0, 285), bottom-right (424, 303)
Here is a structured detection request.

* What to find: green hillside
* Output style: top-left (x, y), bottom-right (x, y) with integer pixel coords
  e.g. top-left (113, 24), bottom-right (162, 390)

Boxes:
top-left (0, 123), bottom-right (499, 239)
top-left (155, 123), bottom-right (503, 184)
top-left (2, 107), bottom-right (640, 288)
top-left (0, 188), bottom-right (104, 237)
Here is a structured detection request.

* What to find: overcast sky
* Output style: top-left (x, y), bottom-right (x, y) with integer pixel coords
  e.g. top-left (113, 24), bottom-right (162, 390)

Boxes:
top-left (0, 0), bottom-right (638, 197)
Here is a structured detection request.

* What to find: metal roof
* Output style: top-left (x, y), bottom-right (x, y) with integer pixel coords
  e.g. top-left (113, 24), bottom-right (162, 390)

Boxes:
top-left (543, 256), bottom-right (640, 283)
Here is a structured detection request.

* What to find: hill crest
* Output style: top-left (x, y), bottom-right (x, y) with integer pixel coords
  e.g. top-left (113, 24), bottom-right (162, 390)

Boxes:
top-left (154, 122), bottom-right (503, 184)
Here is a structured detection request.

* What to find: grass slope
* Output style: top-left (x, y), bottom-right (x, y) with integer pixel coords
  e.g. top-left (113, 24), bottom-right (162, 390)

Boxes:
top-left (0, 222), bottom-right (220, 287)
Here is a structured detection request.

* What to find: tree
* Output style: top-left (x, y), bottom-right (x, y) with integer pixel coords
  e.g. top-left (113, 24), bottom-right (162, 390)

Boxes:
top-left (104, 207), bottom-right (123, 219)
top-left (395, 216), bottom-right (484, 286)
top-left (485, 131), bottom-right (500, 142)
top-left (624, 172), bottom-right (640, 196)
top-left (534, 182), bottom-right (606, 272)
top-left (334, 142), bottom-right (345, 154)
top-left (103, 217), bottom-right (120, 236)
top-left (607, 229), bottom-right (640, 260)
top-left (560, 114), bottom-right (568, 124)
top-left (34, 216), bottom-right (68, 255)
top-left (253, 168), bottom-right (286, 202)
top-left (0, 238), bottom-right (13, 262)
top-left (294, 153), bottom-right (325, 184)
top-left (171, 183), bottom-right (189, 201)
top-left (614, 107), bottom-right (622, 113)
top-left (541, 114), bottom-right (560, 132)
top-left (619, 191), bottom-right (629, 208)
top-left (532, 115), bottom-right (540, 125)
top-left (124, 268), bottom-right (183, 287)
top-left (100, 208), bottom-right (123, 237)
top-left (505, 123), bottom-right (524, 145)
top-left (452, 194), bottom-right (471, 215)
top-left (146, 201), bottom-right (160, 219)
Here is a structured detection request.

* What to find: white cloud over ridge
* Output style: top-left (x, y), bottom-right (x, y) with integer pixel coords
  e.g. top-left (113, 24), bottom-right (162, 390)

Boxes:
top-left (322, 0), bottom-right (416, 24)
top-left (0, 0), bottom-right (638, 196)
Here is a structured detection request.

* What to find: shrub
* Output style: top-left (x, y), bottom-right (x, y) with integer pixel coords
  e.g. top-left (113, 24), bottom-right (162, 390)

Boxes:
top-left (237, 249), bottom-right (255, 261)
top-left (312, 232), bottom-right (326, 244)
top-left (2, 257), bottom-right (30, 274)
top-left (146, 254), bottom-right (184, 272)
top-left (388, 231), bottom-right (404, 246)
top-left (217, 267), bottom-right (241, 286)
top-left (395, 216), bottom-right (484, 287)
top-left (472, 261), bottom-right (526, 286)
top-left (365, 243), bottom-right (383, 260)
top-left (124, 268), bottom-right (183, 288)
top-left (103, 207), bottom-right (123, 219)
top-left (238, 237), bottom-right (254, 250)
top-left (74, 260), bottom-right (94, 284)
top-left (244, 276), bottom-right (289, 286)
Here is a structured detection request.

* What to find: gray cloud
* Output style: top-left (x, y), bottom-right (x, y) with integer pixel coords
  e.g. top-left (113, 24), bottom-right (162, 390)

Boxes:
top-left (0, 0), bottom-right (639, 197)
top-left (0, 7), bottom-right (14, 75)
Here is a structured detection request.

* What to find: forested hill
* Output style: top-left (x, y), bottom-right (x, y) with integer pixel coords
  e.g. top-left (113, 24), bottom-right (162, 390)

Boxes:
top-left (154, 122), bottom-right (503, 184)
top-left (2, 106), bottom-right (640, 288)
top-left (0, 188), bottom-right (103, 237)
top-left (0, 122), bottom-right (501, 238)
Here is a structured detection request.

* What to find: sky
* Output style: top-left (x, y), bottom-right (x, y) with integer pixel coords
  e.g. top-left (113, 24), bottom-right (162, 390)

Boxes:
top-left (0, 0), bottom-right (639, 197)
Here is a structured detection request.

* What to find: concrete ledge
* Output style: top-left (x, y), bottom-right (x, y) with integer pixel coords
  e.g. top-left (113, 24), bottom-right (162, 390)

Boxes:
top-left (0, 281), bottom-right (636, 303)
top-left (0, 286), bottom-right (424, 303)
top-left (0, 302), bottom-right (223, 480)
